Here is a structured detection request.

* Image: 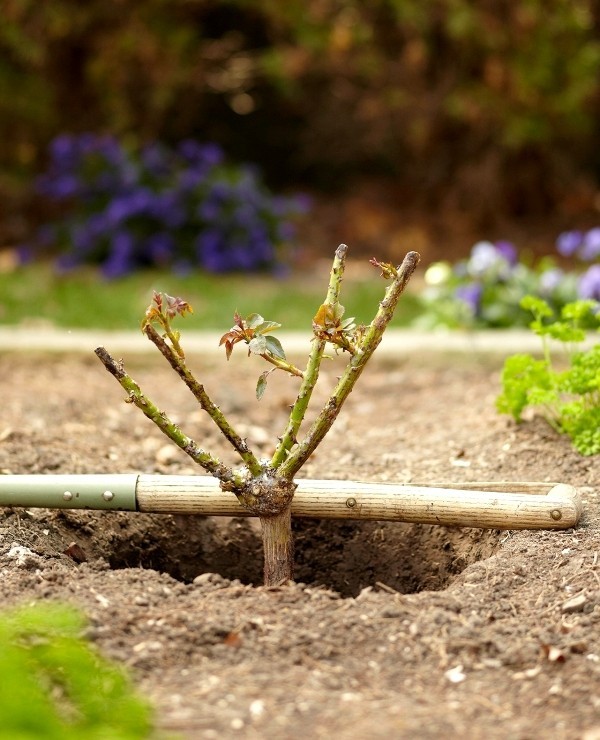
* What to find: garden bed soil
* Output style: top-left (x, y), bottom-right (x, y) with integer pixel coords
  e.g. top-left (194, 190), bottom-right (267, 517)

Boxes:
top-left (1, 349), bottom-right (599, 739)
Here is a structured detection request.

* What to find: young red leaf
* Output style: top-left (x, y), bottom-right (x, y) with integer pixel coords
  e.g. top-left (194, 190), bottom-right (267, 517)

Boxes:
top-left (164, 294), bottom-right (193, 319)
top-left (219, 329), bottom-right (243, 360)
top-left (369, 258), bottom-right (398, 279)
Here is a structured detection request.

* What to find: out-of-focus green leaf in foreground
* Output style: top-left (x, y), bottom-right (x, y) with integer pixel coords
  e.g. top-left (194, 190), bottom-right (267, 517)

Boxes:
top-left (0, 603), bottom-right (154, 739)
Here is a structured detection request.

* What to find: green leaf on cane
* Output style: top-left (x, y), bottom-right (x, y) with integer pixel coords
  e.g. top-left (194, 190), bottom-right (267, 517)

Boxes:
top-left (265, 335), bottom-right (286, 360)
top-left (256, 369), bottom-right (275, 400)
top-left (249, 335), bottom-right (267, 355)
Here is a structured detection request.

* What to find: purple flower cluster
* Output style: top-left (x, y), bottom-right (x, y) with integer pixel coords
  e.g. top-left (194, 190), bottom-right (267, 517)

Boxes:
top-left (422, 231), bottom-right (600, 329)
top-left (556, 229), bottom-right (600, 301)
top-left (447, 231), bottom-right (600, 322)
top-left (453, 240), bottom-right (520, 316)
top-left (31, 134), bottom-right (309, 277)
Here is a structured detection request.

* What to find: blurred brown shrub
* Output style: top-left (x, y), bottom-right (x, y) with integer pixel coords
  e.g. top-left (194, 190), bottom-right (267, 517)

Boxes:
top-left (2, 0), bottom-right (599, 243)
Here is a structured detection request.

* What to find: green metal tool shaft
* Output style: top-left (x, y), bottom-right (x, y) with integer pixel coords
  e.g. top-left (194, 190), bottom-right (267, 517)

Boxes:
top-left (0, 474), bottom-right (138, 511)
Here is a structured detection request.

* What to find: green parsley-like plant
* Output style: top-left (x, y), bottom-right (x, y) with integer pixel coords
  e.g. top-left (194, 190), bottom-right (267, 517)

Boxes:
top-left (497, 295), bottom-right (600, 455)
top-left (96, 246), bottom-right (420, 585)
top-left (0, 603), bottom-right (153, 740)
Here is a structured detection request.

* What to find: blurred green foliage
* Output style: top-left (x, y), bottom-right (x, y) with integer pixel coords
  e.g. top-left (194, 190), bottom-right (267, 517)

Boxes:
top-left (0, 603), bottom-right (153, 739)
top-left (2, 0), bottom-right (599, 241)
top-left (497, 297), bottom-right (600, 456)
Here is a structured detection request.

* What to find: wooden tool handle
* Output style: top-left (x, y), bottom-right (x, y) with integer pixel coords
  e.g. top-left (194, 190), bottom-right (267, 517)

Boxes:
top-left (135, 476), bottom-right (582, 530)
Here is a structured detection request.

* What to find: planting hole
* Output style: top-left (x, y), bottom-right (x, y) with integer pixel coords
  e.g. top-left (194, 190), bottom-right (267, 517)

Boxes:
top-left (55, 511), bottom-right (500, 597)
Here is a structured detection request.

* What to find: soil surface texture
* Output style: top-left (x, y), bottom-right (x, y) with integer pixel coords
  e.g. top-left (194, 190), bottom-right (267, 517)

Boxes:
top-left (1, 348), bottom-right (599, 739)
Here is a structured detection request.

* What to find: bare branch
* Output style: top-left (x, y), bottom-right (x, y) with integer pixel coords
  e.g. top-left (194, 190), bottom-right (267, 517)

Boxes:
top-left (279, 251), bottom-right (420, 479)
top-left (271, 243), bottom-right (349, 467)
top-left (95, 346), bottom-right (245, 489)
top-left (143, 324), bottom-right (262, 476)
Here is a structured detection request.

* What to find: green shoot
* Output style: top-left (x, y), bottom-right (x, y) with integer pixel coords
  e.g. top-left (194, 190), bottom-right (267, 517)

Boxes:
top-left (143, 290), bottom-right (193, 359)
top-left (311, 301), bottom-right (362, 354)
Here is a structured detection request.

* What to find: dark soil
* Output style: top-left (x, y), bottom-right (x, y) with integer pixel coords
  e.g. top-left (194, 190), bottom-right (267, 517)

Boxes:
top-left (1, 349), bottom-right (599, 738)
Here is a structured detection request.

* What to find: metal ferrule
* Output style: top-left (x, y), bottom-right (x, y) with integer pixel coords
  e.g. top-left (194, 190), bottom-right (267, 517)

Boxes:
top-left (0, 474), bottom-right (139, 511)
